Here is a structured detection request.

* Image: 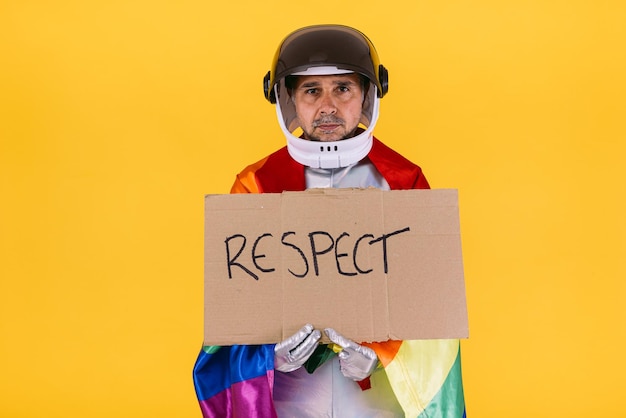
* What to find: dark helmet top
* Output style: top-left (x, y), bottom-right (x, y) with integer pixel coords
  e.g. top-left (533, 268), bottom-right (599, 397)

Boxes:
top-left (263, 24), bottom-right (389, 103)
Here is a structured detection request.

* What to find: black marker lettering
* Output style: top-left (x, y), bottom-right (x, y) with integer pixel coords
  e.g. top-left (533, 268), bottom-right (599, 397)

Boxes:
top-left (335, 232), bottom-right (357, 276)
top-left (281, 231), bottom-right (309, 278)
top-left (309, 231), bottom-right (334, 276)
top-left (354, 233), bottom-right (374, 274)
top-left (252, 233), bottom-right (275, 273)
top-left (224, 234), bottom-right (259, 280)
top-left (369, 227), bottom-right (411, 274)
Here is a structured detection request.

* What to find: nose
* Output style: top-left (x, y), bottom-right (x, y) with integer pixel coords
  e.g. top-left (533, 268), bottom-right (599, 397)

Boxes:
top-left (319, 92), bottom-right (337, 115)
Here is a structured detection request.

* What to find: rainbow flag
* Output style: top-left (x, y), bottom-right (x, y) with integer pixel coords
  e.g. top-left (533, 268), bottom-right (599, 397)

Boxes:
top-left (193, 344), bottom-right (277, 418)
top-left (366, 339), bottom-right (466, 417)
top-left (193, 339), bottom-right (465, 417)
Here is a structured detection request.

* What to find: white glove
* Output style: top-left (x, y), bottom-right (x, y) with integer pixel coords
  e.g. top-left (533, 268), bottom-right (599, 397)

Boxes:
top-left (325, 328), bottom-right (378, 381)
top-left (274, 324), bottom-right (321, 373)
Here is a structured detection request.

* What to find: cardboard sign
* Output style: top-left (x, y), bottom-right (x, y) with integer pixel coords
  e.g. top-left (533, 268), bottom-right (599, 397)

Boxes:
top-left (204, 188), bottom-right (468, 345)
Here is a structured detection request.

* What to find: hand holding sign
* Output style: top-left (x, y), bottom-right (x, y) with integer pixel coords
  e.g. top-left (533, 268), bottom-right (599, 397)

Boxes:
top-left (274, 324), bottom-right (321, 373)
top-left (325, 328), bottom-right (378, 381)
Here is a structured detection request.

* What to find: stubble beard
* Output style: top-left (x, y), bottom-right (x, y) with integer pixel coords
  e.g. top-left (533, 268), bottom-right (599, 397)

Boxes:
top-left (304, 116), bottom-right (358, 142)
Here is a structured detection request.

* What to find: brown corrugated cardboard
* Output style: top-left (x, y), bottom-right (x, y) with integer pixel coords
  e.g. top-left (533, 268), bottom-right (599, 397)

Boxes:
top-left (204, 188), bottom-right (468, 345)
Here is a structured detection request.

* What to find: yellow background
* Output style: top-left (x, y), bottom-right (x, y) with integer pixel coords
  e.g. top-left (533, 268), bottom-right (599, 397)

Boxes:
top-left (1, 1), bottom-right (624, 416)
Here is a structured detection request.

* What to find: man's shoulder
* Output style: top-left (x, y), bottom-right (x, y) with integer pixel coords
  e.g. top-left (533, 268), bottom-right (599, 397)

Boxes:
top-left (370, 137), bottom-right (419, 167)
top-left (369, 137), bottom-right (430, 189)
top-left (234, 146), bottom-right (305, 193)
top-left (238, 146), bottom-right (294, 174)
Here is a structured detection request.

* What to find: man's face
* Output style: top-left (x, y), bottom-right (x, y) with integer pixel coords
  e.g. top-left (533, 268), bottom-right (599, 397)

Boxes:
top-left (291, 74), bottom-right (364, 142)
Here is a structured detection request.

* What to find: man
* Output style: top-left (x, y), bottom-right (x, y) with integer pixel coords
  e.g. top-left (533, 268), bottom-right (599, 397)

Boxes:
top-left (194, 25), bottom-right (466, 417)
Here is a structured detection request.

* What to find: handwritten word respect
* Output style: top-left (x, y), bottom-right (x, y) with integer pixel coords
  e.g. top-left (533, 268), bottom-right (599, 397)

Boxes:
top-left (224, 227), bottom-right (410, 280)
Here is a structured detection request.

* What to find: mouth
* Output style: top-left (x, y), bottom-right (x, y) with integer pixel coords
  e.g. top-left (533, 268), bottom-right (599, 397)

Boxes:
top-left (317, 124), bottom-right (341, 132)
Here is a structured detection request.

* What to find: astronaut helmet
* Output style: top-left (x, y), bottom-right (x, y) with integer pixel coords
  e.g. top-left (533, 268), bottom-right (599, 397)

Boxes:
top-left (263, 25), bottom-right (389, 169)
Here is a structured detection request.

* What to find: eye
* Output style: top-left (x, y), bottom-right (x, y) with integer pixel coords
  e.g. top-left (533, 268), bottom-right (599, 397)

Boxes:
top-left (304, 88), bottom-right (318, 95)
